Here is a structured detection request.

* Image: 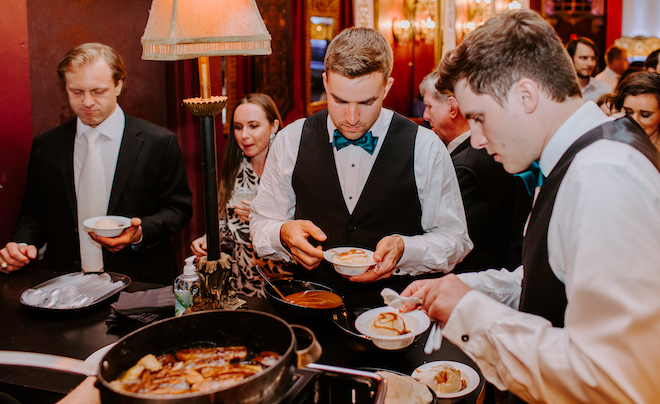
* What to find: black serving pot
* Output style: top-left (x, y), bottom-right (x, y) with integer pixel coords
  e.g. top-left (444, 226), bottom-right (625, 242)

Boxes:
top-left (263, 279), bottom-right (344, 319)
top-left (95, 309), bottom-right (320, 404)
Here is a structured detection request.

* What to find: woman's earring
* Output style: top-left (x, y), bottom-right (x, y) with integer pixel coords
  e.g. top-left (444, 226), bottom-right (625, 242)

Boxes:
top-left (269, 133), bottom-right (276, 148)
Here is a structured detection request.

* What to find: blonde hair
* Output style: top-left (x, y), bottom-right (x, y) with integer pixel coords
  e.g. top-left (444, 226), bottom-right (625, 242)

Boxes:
top-left (58, 43), bottom-right (126, 86)
top-left (324, 27), bottom-right (393, 81)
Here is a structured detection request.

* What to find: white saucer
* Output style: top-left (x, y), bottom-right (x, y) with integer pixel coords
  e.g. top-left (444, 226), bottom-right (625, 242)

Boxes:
top-left (84, 343), bottom-right (116, 366)
top-left (411, 360), bottom-right (480, 398)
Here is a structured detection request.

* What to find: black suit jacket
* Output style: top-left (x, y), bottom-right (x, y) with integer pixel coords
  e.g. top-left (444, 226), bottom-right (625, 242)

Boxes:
top-left (451, 137), bottom-right (531, 273)
top-left (11, 115), bottom-right (193, 284)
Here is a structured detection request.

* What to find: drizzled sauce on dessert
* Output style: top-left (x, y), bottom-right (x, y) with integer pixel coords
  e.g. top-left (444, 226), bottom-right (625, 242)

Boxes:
top-left (369, 312), bottom-right (411, 336)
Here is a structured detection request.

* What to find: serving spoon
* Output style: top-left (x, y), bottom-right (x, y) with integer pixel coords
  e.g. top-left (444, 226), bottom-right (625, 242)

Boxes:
top-left (255, 265), bottom-right (287, 300)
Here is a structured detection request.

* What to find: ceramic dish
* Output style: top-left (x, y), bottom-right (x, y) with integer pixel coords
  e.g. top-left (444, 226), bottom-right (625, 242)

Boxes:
top-left (323, 247), bottom-right (376, 276)
top-left (83, 215), bottom-right (131, 237)
top-left (20, 272), bottom-right (131, 311)
top-left (359, 367), bottom-right (438, 404)
top-left (411, 361), bottom-right (480, 399)
top-left (355, 307), bottom-right (430, 350)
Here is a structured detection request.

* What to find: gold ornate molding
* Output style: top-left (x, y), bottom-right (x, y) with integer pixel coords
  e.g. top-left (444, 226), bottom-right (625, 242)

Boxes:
top-left (615, 36), bottom-right (660, 58)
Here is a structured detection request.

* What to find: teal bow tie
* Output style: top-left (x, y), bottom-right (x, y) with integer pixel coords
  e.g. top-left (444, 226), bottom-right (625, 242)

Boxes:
top-left (515, 160), bottom-right (545, 196)
top-left (332, 129), bottom-right (378, 154)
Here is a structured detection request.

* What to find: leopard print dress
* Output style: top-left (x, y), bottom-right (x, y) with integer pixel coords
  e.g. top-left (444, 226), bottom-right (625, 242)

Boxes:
top-left (222, 158), bottom-right (292, 297)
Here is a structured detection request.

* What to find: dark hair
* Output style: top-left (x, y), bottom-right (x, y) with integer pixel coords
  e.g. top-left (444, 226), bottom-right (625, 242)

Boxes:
top-left (613, 71), bottom-right (660, 112)
top-left (645, 49), bottom-right (660, 70)
top-left (437, 9), bottom-right (580, 106)
top-left (58, 43), bottom-right (126, 86)
top-left (617, 65), bottom-right (646, 89)
top-left (218, 93), bottom-right (282, 211)
top-left (566, 37), bottom-right (598, 60)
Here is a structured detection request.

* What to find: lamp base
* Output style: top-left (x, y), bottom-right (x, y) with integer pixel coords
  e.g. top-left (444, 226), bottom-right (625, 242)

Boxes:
top-left (183, 96), bottom-right (228, 117)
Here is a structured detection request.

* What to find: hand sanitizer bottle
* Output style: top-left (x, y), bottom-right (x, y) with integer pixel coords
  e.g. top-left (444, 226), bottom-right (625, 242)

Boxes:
top-left (174, 256), bottom-right (200, 317)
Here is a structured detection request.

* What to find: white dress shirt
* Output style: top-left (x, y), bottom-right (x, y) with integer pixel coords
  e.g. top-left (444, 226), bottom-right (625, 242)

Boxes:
top-left (581, 77), bottom-right (612, 103)
top-left (250, 108), bottom-right (472, 276)
top-left (74, 106), bottom-right (125, 201)
top-left (448, 101), bottom-right (660, 403)
top-left (446, 130), bottom-right (471, 154)
top-left (594, 66), bottom-right (619, 92)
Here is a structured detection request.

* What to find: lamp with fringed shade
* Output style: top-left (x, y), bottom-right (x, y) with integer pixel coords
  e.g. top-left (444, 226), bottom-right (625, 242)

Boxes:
top-left (141, 0), bottom-right (271, 310)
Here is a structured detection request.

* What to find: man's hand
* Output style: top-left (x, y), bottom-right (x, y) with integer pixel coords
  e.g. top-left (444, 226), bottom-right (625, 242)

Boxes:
top-left (0, 242), bottom-right (38, 274)
top-left (280, 220), bottom-right (326, 270)
top-left (91, 217), bottom-right (143, 253)
top-left (56, 376), bottom-right (101, 404)
top-left (350, 235), bottom-right (404, 283)
top-left (399, 274), bottom-right (471, 323)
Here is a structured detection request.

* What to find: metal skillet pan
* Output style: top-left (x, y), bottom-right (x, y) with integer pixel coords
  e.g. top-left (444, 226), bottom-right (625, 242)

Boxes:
top-left (0, 310), bottom-right (321, 404)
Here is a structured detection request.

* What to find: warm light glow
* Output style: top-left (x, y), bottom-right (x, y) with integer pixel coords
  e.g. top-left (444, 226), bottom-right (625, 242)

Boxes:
top-left (400, 20), bottom-right (411, 29)
top-left (507, 0), bottom-right (522, 9)
top-left (426, 18), bottom-right (435, 29)
top-left (466, 22), bottom-right (475, 30)
top-left (141, 0), bottom-right (272, 60)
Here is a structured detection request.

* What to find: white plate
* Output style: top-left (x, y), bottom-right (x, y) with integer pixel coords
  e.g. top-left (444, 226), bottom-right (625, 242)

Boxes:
top-left (355, 307), bottom-right (430, 350)
top-left (411, 361), bottom-right (480, 399)
top-left (84, 343), bottom-right (116, 367)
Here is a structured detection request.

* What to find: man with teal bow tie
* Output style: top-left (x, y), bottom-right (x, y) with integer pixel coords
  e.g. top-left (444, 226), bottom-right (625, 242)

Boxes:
top-left (250, 27), bottom-right (471, 305)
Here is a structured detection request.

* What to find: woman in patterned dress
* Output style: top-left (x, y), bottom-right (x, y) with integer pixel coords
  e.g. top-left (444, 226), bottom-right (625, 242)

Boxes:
top-left (190, 94), bottom-right (292, 296)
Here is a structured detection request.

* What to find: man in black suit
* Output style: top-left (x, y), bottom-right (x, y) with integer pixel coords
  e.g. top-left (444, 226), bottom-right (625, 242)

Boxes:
top-left (0, 43), bottom-right (192, 284)
top-left (419, 71), bottom-right (530, 273)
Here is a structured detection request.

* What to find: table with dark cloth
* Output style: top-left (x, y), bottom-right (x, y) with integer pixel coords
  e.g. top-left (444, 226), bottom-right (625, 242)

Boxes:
top-left (0, 266), bottom-right (484, 403)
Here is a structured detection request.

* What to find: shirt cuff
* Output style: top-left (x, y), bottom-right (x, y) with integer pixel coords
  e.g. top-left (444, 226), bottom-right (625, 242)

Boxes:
top-left (393, 235), bottom-right (424, 276)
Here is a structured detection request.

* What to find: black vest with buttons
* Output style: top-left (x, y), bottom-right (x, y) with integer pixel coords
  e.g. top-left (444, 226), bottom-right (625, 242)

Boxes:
top-left (509, 117), bottom-right (659, 403)
top-left (291, 109), bottom-right (423, 304)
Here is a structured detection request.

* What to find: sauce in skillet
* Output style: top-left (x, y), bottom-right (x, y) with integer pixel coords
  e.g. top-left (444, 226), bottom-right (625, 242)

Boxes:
top-left (284, 290), bottom-right (343, 309)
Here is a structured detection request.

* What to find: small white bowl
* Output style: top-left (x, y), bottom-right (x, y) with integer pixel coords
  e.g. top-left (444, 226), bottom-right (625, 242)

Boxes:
top-left (324, 247), bottom-right (376, 276)
top-left (355, 307), bottom-right (430, 350)
top-left (83, 215), bottom-right (131, 237)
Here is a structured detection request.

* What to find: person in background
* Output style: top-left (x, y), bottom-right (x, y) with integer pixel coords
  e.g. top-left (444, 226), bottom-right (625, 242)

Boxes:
top-left (594, 45), bottom-right (628, 92)
top-left (613, 71), bottom-right (660, 152)
top-left (0, 43), bottom-right (192, 285)
top-left (419, 71), bottom-right (530, 273)
top-left (566, 36), bottom-right (611, 102)
top-left (617, 61), bottom-right (646, 88)
top-left (401, 9), bottom-right (660, 403)
top-left (191, 93), bottom-right (292, 296)
top-left (250, 27), bottom-right (471, 307)
top-left (645, 48), bottom-right (660, 72)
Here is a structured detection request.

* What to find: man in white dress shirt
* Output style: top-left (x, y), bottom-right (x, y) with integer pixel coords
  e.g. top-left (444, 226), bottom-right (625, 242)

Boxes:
top-left (401, 10), bottom-right (660, 403)
top-left (566, 36), bottom-right (612, 102)
top-left (595, 45), bottom-right (628, 92)
top-left (250, 27), bottom-right (471, 305)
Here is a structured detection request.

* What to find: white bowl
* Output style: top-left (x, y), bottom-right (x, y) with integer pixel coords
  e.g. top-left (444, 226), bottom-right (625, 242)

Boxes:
top-left (83, 215), bottom-right (131, 237)
top-left (355, 307), bottom-right (430, 350)
top-left (324, 247), bottom-right (376, 276)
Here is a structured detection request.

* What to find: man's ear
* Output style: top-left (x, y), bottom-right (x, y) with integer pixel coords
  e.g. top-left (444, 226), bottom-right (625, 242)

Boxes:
top-left (513, 78), bottom-right (539, 114)
top-left (447, 96), bottom-right (460, 119)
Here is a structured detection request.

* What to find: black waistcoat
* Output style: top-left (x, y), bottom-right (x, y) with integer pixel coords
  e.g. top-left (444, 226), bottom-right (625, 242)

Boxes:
top-left (291, 110), bottom-right (423, 305)
top-left (510, 117), bottom-right (659, 404)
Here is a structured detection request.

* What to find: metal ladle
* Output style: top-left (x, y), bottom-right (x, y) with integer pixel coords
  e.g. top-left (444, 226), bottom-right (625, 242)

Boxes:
top-left (255, 265), bottom-right (287, 300)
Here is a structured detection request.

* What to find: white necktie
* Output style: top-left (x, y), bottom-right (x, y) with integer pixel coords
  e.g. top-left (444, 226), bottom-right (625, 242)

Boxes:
top-left (77, 128), bottom-right (107, 272)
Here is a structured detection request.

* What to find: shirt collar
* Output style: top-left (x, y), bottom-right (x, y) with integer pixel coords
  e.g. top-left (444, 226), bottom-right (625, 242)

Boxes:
top-left (326, 107), bottom-right (393, 143)
top-left (446, 130), bottom-right (471, 153)
top-left (76, 105), bottom-right (125, 140)
top-left (539, 101), bottom-right (612, 176)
